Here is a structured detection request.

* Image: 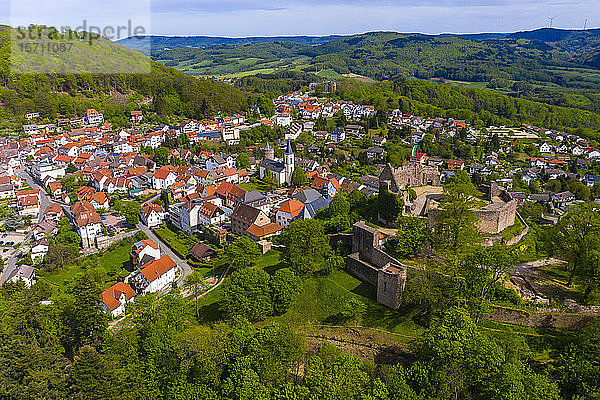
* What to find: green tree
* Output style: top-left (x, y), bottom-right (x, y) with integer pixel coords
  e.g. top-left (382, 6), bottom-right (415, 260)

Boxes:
top-left (386, 215), bottom-right (430, 258)
top-left (154, 146), bottom-right (170, 165)
top-left (67, 346), bottom-right (120, 399)
top-left (270, 268), bottom-right (301, 315)
top-left (279, 219), bottom-right (332, 276)
top-left (225, 236), bottom-right (261, 271)
top-left (291, 167), bottom-right (308, 187)
top-left (464, 244), bottom-right (517, 322)
top-left (185, 269), bottom-right (207, 319)
top-left (44, 242), bottom-right (78, 271)
top-left (220, 268), bottom-right (273, 322)
top-left (4, 208), bottom-right (23, 231)
top-left (263, 167), bottom-right (277, 190)
top-left (377, 186), bottom-right (404, 223)
top-left (546, 203), bottom-right (600, 290)
top-left (433, 172), bottom-right (482, 252)
top-left (60, 274), bottom-right (108, 358)
top-left (236, 152), bottom-right (251, 170)
top-left (328, 193), bottom-right (350, 216)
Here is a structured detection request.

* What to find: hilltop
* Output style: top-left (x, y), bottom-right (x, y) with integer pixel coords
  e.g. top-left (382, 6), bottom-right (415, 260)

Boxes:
top-left (0, 25), bottom-right (251, 127)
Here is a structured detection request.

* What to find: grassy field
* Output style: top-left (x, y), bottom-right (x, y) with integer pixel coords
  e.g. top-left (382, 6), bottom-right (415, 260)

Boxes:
top-left (153, 225), bottom-right (197, 258)
top-left (315, 68), bottom-right (344, 80)
top-left (38, 239), bottom-right (134, 298)
top-left (238, 180), bottom-right (273, 193)
top-left (192, 248), bottom-right (426, 338)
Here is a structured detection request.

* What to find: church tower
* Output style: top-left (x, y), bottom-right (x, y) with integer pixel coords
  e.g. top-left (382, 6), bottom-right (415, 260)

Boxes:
top-left (263, 141), bottom-right (274, 161)
top-left (284, 140), bottom-right (294, 185)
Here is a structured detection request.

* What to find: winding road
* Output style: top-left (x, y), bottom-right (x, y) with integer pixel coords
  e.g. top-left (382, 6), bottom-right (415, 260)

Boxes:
top-left (136, 222), bottom-right (193, 287)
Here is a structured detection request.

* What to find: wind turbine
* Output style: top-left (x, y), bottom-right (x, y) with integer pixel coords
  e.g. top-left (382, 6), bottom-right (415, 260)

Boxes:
top-left (548, 16), bottom-right (556, 28)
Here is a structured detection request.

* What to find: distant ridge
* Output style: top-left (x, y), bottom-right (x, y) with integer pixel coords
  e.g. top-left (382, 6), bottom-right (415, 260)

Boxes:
top-left (117, 28), bottom-right (600, 56)
top-left (117, 35), bottom-right (348, 55)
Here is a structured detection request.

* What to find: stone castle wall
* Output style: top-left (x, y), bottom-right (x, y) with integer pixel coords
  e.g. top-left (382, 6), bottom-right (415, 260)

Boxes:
top-left (347, 221), bottom-right (408, 309)
top-left (475, 199), bottom-right (517, 234)
top-left (380, 164), bottom-right (441, 192)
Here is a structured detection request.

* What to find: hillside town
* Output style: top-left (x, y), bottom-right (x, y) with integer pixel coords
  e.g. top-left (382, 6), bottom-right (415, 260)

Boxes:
top-left (1, 88), bottom-right (600, 319)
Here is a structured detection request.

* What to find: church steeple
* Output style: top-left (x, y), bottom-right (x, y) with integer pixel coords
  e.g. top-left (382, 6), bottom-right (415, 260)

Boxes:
top-left (284, 140), bottom-right (294, 185)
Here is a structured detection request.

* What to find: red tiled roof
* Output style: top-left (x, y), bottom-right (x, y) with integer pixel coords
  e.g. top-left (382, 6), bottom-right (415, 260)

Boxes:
top-left (247, 222), bottom-right (284, 238)
top-left (140, 255), bottom-right (176, 283)
top-left (101, 282), bottom-right (135, 311)
top-left (277, 199), bottom-right (304, 218)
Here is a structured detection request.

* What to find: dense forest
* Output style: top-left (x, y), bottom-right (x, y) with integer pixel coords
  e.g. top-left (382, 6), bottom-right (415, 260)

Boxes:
top-left (0, 26), bottom-right (252, 128)
top-left (1, 258), bottom-right (599, 400)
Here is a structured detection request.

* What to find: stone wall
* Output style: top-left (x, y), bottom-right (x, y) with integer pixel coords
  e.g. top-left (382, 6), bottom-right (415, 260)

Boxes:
top-left (427, 193), bottom-right (517, 235)
top-left (475, 199), bottom-right (517, 234)
top-left (377, 265), bottom-right (406, 309)
top-left (347, 253), bottom-right (379, 286)
top-left (347, 221), bottom-right (408, 309)
top-left (380, 164), bottom-right (441, 192)
top-left (488, 306), bottom-right (599, 330)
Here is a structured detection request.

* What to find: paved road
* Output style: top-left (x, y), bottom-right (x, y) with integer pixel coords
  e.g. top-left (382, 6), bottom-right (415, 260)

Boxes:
top-left (136, 222), bottom-right (193, 287)
top-left (0, 169), bottom-right (54, 284)
top-left (18, 169), bottom-right (52, 224)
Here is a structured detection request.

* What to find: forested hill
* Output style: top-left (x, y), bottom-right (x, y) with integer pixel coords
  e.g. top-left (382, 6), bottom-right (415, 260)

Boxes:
top-left (117, 34), bottom-right (348, 55)
top-left (0, 26), bottom-right (251, 127)
top-left (151, 30), bottom-right (600, 88)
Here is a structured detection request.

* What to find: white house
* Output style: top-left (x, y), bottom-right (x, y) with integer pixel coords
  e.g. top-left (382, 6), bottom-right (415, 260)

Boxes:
top-left (141, 203), bottom-right (166, 228)
top-left (101, 282), bottom-right (136, 317)
top-left (221, 127), bottom-right (240, 145)
top-left (31, 238), bottom-right (49, 263)
top-left (71, 200), bottom-right (104, 249)
top-left (539, 143), bottom-right (553, 153)
top-left (85, 109), bottom-right (104, 125)
top-left (152, 167), bottom-right (177, 190)
top-left (198, 202), bottom-right (226, 226)
top-left (275, 198), bottom-right (304, 228)
top-left (8, 265), bottom-right (36, 288)
top-left (131, 255), bottom-right (177, 294)
top-left (130, 239), bottom-right (162, 268)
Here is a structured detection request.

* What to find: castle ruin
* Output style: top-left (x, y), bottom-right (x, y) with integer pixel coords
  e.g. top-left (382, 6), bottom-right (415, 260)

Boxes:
top-left (346, 221), bottom-right (407, 309)
top-left (379, 163), bottom-right (442, 192)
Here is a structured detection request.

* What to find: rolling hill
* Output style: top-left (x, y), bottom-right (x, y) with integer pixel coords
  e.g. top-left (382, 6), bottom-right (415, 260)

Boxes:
top-left (117, 34), bottom-right (348, 55)
top-left (145, 30), bottom-right (600, 88)
top-left (0, 25), bottom-right (251, 127)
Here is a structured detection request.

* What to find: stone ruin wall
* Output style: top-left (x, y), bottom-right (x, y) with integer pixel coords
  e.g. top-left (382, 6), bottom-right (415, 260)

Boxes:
top-left (347, 221), bottom-right (407, 309)
top-left (379, 164), bottom-right (442, 192)
top-left (475, 199), bottom-right (517, 234)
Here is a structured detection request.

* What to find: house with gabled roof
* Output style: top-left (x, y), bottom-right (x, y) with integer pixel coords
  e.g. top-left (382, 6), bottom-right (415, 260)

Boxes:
top-left (141, 203), bottom-right (165, 228)
top-left (131, 255), bottom-right (177, 294)
top-left (152, 166), bottom-right (177, 190)
top-left (275, 198), bottom-right (304, 228)
top-left (70, 200), bottom-right (103, 248)
top-left (101, 282), bottom-right (136, 317)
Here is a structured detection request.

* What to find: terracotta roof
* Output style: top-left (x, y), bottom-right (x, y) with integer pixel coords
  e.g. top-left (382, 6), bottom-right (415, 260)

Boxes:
top-left (101, 282), bottom-right (135, 311)
top-left (199, 202), bottom-right (223, 219)
top-left (277, 199), bottom-right (304, 218)
top-left (71, 200), bottom-right (101, 227)
top-left (140, 255), bottom-right (176, 283)
top-left (142, 203), bottom-right (164, 216)
top-left (247, 222), bottom-right (284, 238)
top-left (132, 239), bottom-right (159, 254)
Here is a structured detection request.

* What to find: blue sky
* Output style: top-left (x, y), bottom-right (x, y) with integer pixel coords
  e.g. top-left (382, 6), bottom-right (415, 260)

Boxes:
top-left (4, 0), bottom-right (599, 37)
